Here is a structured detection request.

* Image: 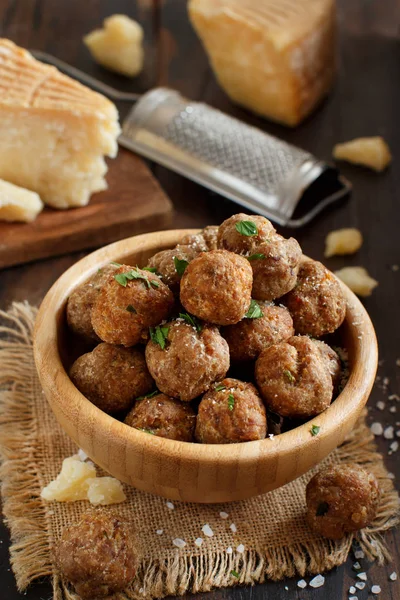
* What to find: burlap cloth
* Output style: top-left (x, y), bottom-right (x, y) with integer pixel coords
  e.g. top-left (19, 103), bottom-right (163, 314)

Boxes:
top-left (0, 303), bottom-right (399, 600)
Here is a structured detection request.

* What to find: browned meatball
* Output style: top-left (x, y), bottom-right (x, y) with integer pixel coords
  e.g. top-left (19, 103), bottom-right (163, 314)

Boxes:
top-left (70, 343), bottom-right (153, 413)
top-left (145, 319), bottom-right (229, 401)
top-left (180, 250), bottom-right (253, 325)
top-left (195, 378), bottom-right (267, 444)
top-left (55, 510), bottom-right (138, 599)
top-left (91, 265), bottom-right (174, 347)
top-left (283, 260), bottom-right (346, 337)
top-left (223, 302), bottom-right (294, 362)
top-left (66, 264), bottom-right (117, 343)
top-left (306, 465), bottom-right (380, 539)
top-left (125, 393), bottom-right (196, 441)
top-left (250, 234), bottom-right (302, 301)
top-left (180, 225), bottom-right (219, 252)
top-left (255, 336), bottom-right (333, 418)
top-left (202, 225), bottom-right (219, 250)
top-left (147, 244), bottom-right (199, 292)
top-left (313, 340), bottom-right (342, 392)
top-left (217, 213), bottom-right (275, 254)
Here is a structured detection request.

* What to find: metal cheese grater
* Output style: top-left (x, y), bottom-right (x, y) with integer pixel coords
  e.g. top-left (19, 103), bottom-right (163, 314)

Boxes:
top-left (33, 51), bottom-right (352, 228)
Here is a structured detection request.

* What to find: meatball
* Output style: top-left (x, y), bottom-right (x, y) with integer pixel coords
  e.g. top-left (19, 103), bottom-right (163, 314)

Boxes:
top-left (306, 465), bottom-right (380, 539)
top-left (201, 225), bottom-right (219, 250)
top-left (91, 265), bottom-right (174, 347)
top-left (147, 244), bottom-right (199, 292)
top-left (195, 378), bottom-right (267, 444)
top-left (283, 260), bottom-right (346, 337)
top-left (55, 510), bottom-right (138, 599)
top-left (250, 234), bottom-right (302, 301)
top-left (125, 393), bottom-right (196, 441)
top-left (313, 340), bottom-right (342, 392)
top-left (66, 264), bottom-right (117, 343)
top-left (180, 250), bottom-right (253, 325)
top-left (255, 336), bottom-right (333, 418)
top-left (145, 319), bottom-right (229, 401)
top-left (180, 225), bottom-right (219, 252)
top-left (217, 213), bottom-right (275, 255)
top-left (70, 343), bottom-right (153, 413)
top-left (223, 302), bottom-right (294, 362)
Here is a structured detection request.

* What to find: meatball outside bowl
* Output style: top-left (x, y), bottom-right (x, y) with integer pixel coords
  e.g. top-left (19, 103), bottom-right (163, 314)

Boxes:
top-left (33, 230), bottom-right (378, 504)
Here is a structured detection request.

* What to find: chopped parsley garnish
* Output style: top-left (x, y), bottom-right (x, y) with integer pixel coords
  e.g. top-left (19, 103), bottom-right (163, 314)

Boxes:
top-left (283, 370), bottom-right (295, 383)
top-left (126, 304), bottom-right (137, 313)
top-left (245, 299), bottom-right (263, 319)
top-left (247, 253), bottom-right (265, 261)
top-left (231, 570), bottom-right (240, 579)
top-left (110, 261), bottom-right (122, 267)
top-left (97, 268), bottom-right (103, 274)
top-left (150, 325), bottom-right (170, 350)
top-left (316, 501), bottom-right (329, 516)
top-left (142, 266), bottom-right (157, 273)
top-left (215, 384), bottom-right (226, 392)
top-left (235, 220), bottom-right (258, 236)
top-left (114, 267), bottom-right (159, 289)
top-left (310, 424), bottom-right (320, 436)
top-left (179, 312), bottom-right (202, 333)
top-left (174, 256), bottom-right (189, 276)
top-left (136, 390), bottom-right (160, 401)
top-left (136, 427), bottom-right (155, 435)
top-left (228, 394), bottom-right (235, 411)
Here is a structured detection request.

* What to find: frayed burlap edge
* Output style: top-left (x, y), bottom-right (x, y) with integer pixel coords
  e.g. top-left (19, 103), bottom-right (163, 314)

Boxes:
top-left (0, 302), bottom-right (399, 600)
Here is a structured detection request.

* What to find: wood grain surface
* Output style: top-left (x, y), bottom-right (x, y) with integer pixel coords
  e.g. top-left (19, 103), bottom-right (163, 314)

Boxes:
top-left (0, 149), bottom-right (173, 269)
top-left (1, 0), bottom-right (399, 599)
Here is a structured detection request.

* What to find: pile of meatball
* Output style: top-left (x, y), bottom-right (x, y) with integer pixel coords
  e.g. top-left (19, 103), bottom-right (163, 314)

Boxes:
top-left (67, 213), bottom-right (348, 445)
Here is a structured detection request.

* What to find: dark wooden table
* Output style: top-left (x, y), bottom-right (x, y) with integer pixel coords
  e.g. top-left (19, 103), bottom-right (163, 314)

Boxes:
top-left (1, 0), bottom-right (399, 598)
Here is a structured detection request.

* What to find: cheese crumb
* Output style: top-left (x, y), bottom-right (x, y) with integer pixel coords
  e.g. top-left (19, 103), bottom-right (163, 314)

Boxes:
top-left (371, 423), bottom-right (383, 436)
top-left (195, 537), bottom-right (203, 547)
top-left (309, 574), bottom-right (325, 588)
top-left (349, 586), bottom-right (356, 593)
top-left (156, 529), bottom-right (163, 535)
top-left (376, 401), bottom-right (385, 410)
top-left (230, 523), bottom-right (237, 533)
top-left (356, 581), bottom-right (366, 589)
top-left (0, 178), bottom-right (44, 223)
top-left (384, 426), bottom-right (394, 439)
top-left (297, 579), bottom-right (307, 589)
top-left (389, 572), bottom-right (397, 581)
top-left (357, 572), bottom-right (367, 581)
top-left (219, 511), bottom-right (229, 519)
top-left (335, 267), bottom-right (378, 297)
top-left (325, 228), bottom-right (363, 258)
top-left (172, 538), bottom-right (186, 548)
top-left (389, 441), bottom-right (399, 452)
top-left (84, 14), bottom-right (144, 77)
top-left (236, 544), bottom-right (245, 553)
top-left (166, 501), bottom-right (175, 510)
top-left (202, 524), bottom-right (214, 537)
top-left (333, 136), bottom-right (392, 172)
top-left (371, 585), bottom-right (381, 594)
top-left (40, 455), bottom-right (96, 501)
top-left (226, 547), bottom-right (233, 554)
top-left (86, 477), bottom-right (126, 506)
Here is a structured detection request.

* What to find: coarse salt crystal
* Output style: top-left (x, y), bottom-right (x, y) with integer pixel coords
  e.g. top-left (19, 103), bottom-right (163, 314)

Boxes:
top-left (371, 585), bottom-right (381, 594)
top-left (226, 547), bottom-right (233, 554)
top-left (219, 511), bottom-right (229, 519)
top-left (156, 529), bottom-right (163, 535)
top-left (371, 423), bottom-right (383, 435)
top-left (202, 524), bottom-right (214, 537)
top-left (284, 586), bottom-right (289, 590)
top-left (357, 572), bottom-right (367, 581)
top-left (384, 426), bottom-right (394, 439)
top-left (236, 544), bottom-right (245, 553)
top-left (309, 574), bottom-right (325, 588)
top-left (389, 394), bottom-right (400, 401)
top-left (77, 449), bottom-right (88, 461)
top-left (297, 579), bottom-right (307, 588)
top-left (376, 401), bottom-right (385, 410)
top-left (389, 407), bottom-right (397, 413)
top-left (354, 549), bottom-right (365, 559)
top-left (195, 537), bottom-right (203, 547)
top-left (356, 581), bottom-right (365, 589)
top-left (383, 377), bottom-right (389, 386)
top-left (230, 523), bottom-right (237, 533)
top-left (268, 434), bottom-right (274, 439)
top-left (172, 538), bottom-right (186, 548)
top-left (389, 571), bottom-right (397, 580)
top-left (388, 472), bottom-right (395, 479)
top-left (353, 562), bottom-right (361, 570)
top-left (349, 597), bottom-right (358, 600)
top-left (390, 441), bottom-right (399, 452)
top-left (166, 501), bottom-right (175, 510)
top-left (349, 585), bottom-right (356, 593)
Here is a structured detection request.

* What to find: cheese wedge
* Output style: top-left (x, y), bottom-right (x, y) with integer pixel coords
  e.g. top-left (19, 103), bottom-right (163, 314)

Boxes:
top-left (84, 14), bottom-right (144, 78)
top-left (0, 39), bottom-right (121, 209)
top-left (0, 178), bottom-right (43, 222)
top-left (188, 0), bottom-right (336, 127)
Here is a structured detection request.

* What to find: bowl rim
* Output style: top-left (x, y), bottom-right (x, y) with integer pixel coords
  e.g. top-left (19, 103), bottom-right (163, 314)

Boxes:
top-left (33, 229), bottom-right (378, 466)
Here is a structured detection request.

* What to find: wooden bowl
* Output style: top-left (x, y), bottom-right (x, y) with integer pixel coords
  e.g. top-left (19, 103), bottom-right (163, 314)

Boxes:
top-left (33, 230), bottom-right (378, 503)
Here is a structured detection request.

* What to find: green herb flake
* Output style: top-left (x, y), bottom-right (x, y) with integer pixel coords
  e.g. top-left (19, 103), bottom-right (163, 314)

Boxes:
top-left (310, 424), bottom-right (320, 437)
top-left (110, 261), bottom-right (122, 267)
top-left (114, 267), bottom-right (158, 289)
top-left (228, 394), bottom-right (235, 411)
top-left (136, 390), bottom-right (159, 401)
top-left (245, 299), bottom-right (263, 319)
top-left (136, 427), bottom-right (155, 435)
top-left (150, 279), bottom-right (160, 288)
top-left (126, 304), bottom-right (137, 313)
top-left (283, 369), bottom-right (295, 383)
top-left (247, 253), bottom-right (266, 261)
top-left (235, 220), bottom-right (258, 237)
top-left (215, 384), bottom-right (226, 392)
top-left (142, 266), bottom-right (157, 273)
top-left (179, 312), bottom-right (202, 333)
top-left (316, 501), bottom-right (329, 516)
top-left (231, 570), bottom-right (240, 579)
top-left (174, 256), bottom-right (189, 276)
top-left (114, 273), bottom-right (128, 287)
top-left (150, 325), bottom-right (170, 350)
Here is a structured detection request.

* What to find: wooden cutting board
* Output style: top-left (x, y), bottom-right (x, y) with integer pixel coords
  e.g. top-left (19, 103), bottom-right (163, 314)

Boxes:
top-left (0, 149), bottom-right (174, 270)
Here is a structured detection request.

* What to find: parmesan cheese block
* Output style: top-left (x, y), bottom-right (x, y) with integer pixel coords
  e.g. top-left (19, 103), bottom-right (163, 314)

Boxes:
top-left (0, 178), bottom-right (43, 222)
top-left (188, 0), bottom-right (336, 126)
top-left (84, 14), bottom-right (144, 78)
top-left (0, 39), bottom-right (121, 209)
